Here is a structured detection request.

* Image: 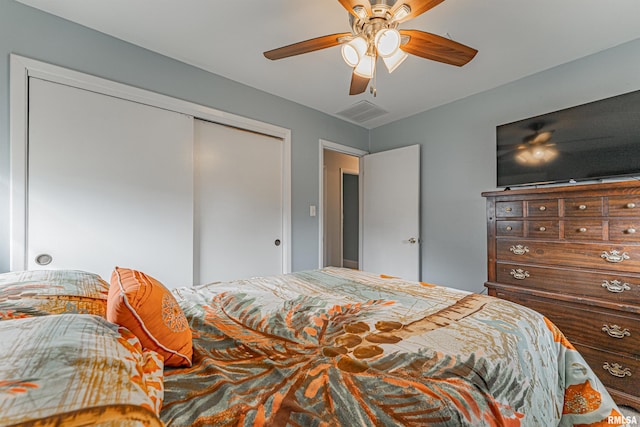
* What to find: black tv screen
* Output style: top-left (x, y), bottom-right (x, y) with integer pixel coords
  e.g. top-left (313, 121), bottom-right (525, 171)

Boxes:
top-left (496, 89), bottom-right (640, 187)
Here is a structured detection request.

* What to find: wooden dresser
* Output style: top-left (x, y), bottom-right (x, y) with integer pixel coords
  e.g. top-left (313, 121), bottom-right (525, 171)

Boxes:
top-left (482, 181), bottom-right (640, 410)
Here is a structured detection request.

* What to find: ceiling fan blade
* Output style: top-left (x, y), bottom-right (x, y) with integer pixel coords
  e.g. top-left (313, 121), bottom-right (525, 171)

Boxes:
top-left (391, 0), bottom-right (445, 23)
top-left (337, 0), bottom-right (372, 17)
top-left (399, 29), bottom-right (477, 66)
top-left (349, 72), bottom-right (370, 95)
top-left (264, 33), bottom-right (352, 60)
top-left (532, 131), bottom-right (554, 144)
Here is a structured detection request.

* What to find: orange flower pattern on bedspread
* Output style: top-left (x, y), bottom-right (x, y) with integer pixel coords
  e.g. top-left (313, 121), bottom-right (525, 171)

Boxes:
top-left (161, 268), bottom-right (622, 427)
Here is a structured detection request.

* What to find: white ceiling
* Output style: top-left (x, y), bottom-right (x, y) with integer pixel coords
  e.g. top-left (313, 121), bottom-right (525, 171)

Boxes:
top-left (16, 0), bottom-right (640, 129)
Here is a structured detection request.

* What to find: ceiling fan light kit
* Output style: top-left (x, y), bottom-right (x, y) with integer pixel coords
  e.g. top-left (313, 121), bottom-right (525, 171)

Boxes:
top-left (354, 53), bottom-right (376, 78)
top-left (341, 36), bottom-right (368, 67)
top-left (515, 144), bottom-right (559, 165)
top-left (263, 0), bottom-right (478, 95)
top-left (382, 48), bottom-right (409, 73)
top-left (374, 28), bottom-right (401, 57)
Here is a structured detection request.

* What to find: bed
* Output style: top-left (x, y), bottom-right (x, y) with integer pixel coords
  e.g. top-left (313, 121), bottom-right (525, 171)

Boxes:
top-left (0, 267), bottom-right (627, 426)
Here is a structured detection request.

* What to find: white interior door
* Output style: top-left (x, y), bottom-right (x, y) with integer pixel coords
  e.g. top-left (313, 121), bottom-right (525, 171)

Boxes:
top-left (194, 120), bottom-right (283, 283)
top-left (27, 78), bottom-right (194, 286)
top-left (362, 145), bottom-right (420, 281)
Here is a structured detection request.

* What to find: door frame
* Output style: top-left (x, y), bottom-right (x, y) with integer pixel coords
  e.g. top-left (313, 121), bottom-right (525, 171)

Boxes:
top-left (318, 139), bottom-right (367, 268)
top-left (10, 54), bottom-right (292, 276)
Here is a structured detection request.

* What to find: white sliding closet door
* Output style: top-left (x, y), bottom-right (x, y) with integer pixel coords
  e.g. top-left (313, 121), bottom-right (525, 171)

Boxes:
top-left (195, 120), bottom-right (283, 283)
top-left (27, 78), bottom-right (194, 286)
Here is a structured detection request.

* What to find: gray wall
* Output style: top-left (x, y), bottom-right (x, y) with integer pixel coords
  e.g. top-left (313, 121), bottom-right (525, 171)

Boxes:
top-left (370, 38), bottom-right (640, 293)
top-left (3, 1), bottom-right (640, 292)
top-left (0, 0), bottom-right (369, 274)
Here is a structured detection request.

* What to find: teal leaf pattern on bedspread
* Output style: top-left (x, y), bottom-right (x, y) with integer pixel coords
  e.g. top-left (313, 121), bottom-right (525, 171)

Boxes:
top-left (160, 267), bottom-right (623, 427)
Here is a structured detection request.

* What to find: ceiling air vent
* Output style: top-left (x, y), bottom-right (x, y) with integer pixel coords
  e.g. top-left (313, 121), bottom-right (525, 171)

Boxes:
top-left (336, 100), bottom-right (388, 124)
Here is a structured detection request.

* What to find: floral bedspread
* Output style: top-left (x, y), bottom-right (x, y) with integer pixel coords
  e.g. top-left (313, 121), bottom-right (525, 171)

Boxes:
top-left (160, 267), bottom-right (624, 427)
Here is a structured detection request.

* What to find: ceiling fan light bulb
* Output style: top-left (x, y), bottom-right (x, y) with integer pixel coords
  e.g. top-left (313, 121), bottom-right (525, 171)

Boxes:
top-left (353, 5), bottom-right (368, 19)
top-left (342, 44), bottom-right (359, 67)
top-left (515, 145), bottom-right (559, 165)
top-left (341, 37), bottom-right (367, 67)
top-left (393, 4), bottom-right (411, 22)
top-left (375, 28), bottom-right (401, 57)
top-left (382, 49), bottom-right (408, 73)
top-left (354, 54), bottom-right (375, 78)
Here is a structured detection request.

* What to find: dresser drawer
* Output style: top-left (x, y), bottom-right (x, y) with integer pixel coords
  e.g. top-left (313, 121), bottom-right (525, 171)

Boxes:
top-left (497, 239), bottom-right (640, 273)
top-left (544, 303), bottom-right (640, 358)
top-left (527, 220), bottom-right (559, 238)
top-left (527, 199), bottom-right (558, 217)
top-left (608, 195), bottom-right (640, 217)
top-left (609, 220), bottom-right (640, 242)
top-left (574, 344), bottom-right (640, 399)
top-left (564, 220), bottom-right (604, 240)
top-left (496, 201), bottom-right (523, 218)
top-left (564, 197), bottom-right (603, 217)
top-left (496, 262), bottom-right (640, 305)
top-left (497, 221), bottom-right (523, 237)
top-left (510, 295), bottom-right (640, 357)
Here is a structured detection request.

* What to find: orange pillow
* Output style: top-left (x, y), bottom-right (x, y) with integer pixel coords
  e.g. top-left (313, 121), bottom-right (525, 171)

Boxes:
top-left (107, 267), bottom-right (192, 367)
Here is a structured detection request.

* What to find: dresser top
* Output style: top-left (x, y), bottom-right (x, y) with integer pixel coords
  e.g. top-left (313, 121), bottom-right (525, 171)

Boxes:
top-left (482, 180), bottom-right (640, 198)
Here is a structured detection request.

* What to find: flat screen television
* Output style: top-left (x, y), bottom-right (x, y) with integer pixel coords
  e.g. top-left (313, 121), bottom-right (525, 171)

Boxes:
top-left (496, 89), bottom-right (640, 187)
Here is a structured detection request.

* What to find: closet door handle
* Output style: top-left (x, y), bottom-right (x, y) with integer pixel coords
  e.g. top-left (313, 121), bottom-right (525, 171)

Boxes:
top-left (35, 254), bottom-right (53, 266)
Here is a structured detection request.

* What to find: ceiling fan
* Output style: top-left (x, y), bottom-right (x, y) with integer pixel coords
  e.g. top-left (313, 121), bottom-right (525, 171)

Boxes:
top-left (499, 122), bottom-right (559, 165)
top-left (263, 0), bottom-right (478, 96)
top-left (498, 121), bottom-right (617, 165)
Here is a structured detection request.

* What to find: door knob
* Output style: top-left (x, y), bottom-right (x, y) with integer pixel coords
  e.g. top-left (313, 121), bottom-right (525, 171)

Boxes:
top-left (408, 238), bottom-right (417, 244)
top-left (274, 239), bottom-right (281, 246)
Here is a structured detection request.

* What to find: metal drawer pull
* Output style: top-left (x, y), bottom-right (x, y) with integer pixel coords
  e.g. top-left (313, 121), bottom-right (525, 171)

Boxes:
top-left (578, 227), bottom-right (587, 233)
top-left (625, 228), bottom-right (636, 234)
top-left (510, 269), bottom-right (530, 280)
top-left (602, 362), bottom-right (632, 378)
top-left (601, 250), bottom-right (630, 263)
top-left (602, 324), bottom-right (631, 339)
top-left (539, 206), bottom-right (547, 211)
top-left (509, 245), bottom-right (529, 255)
top-left (578, 204), bottom-right (587, 210)
top-left (538, 226), bottom-right (546, 232)
top-left (506, 226), bottom-right (513, 231)
top-left (601, 280), bottom-right (631, 293)
top-left (505, 207), bottom-right (512, 212)
top-left (626, 202), bottom-right (637, 209)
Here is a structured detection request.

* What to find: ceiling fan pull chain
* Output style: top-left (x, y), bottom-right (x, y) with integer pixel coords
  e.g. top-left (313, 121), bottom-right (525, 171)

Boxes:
top-left (370, 59), bottom-right (377, 97)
